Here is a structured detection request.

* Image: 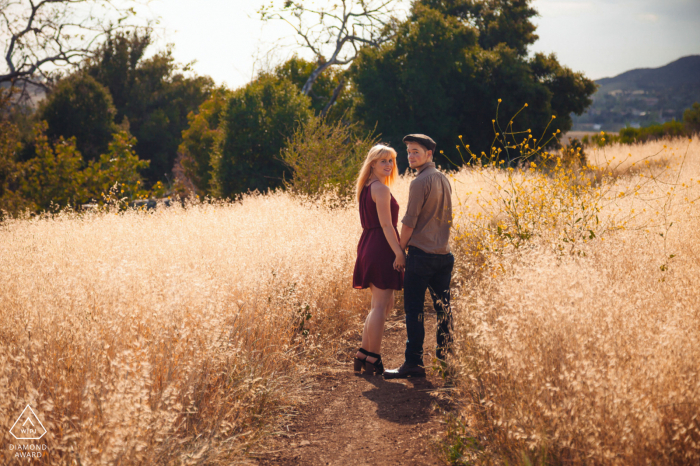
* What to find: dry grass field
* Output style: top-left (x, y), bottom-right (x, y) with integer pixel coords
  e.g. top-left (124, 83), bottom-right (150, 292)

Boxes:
top-left (1, 137), bottom-right (698, 464)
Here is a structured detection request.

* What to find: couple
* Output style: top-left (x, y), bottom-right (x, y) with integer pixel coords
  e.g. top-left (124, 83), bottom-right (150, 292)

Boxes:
top-left (352, 134), bottom-right (454, 379)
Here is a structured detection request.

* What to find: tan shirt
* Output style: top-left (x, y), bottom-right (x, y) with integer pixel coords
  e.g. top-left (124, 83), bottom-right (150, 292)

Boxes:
top-left (401, 162), bottom-right (452, 254)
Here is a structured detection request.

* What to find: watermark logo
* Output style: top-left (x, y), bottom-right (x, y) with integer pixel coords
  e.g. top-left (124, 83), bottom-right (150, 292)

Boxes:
top-left (9, 405), bottom-right (46, 440)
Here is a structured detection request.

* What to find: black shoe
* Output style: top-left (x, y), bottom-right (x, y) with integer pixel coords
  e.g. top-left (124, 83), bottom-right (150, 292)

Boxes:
top-left (383, 362), bottom-right (426, 379)
top-left (364, 352), bottom-right (384, 376)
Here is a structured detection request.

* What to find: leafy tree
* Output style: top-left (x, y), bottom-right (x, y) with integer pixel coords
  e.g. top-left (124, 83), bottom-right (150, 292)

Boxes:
top-left (349, 1), bottom-right (596, 170)
top-left (85, 32), bottom-right (215, 183)
top-left (176, 88), bottom-right (230, 196)
top-left (38, 73), bottom-right (118, 161)
top-left (421, 0), bottom-right (538, 56)
top-left (214, 74), bottom-right (312, 197)
top-left (260, 0), bottom-right (398, 116)
top-left (274, 56), bottom-right (352, 118)
top-left (684, 102), bottom-right (700, 133)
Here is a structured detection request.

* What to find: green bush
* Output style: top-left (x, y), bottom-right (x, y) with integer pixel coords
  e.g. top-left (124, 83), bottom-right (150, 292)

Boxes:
top-left (280, 114), bottom-right (378, 200)
top-left (582, 132), bottom-right (619, 147)
top-left (619, 121), bottom-right (686, 144)
top-left (0, 121), bottom-right (150, 216)
top-left (82, 130), bottom-right (150, 202)
top-left (214, 74), bottom-right (312, 197)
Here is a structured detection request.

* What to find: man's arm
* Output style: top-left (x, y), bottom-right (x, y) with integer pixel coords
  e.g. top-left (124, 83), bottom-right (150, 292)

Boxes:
top-left (400, 223), bottom-right (414, 250)
top-left (401, 178), bottom-right (424, 251)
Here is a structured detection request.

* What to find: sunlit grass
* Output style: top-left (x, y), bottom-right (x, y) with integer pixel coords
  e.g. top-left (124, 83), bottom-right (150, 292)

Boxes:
top-left (1, 135), bottom-right (698, 464)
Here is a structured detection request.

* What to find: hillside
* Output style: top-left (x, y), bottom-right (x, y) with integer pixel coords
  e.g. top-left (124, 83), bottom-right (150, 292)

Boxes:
top-left (572, 55), bottom-right (700, 131)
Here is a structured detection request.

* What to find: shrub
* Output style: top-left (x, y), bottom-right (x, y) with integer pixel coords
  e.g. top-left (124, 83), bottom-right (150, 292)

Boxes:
top-left (214, 75), bottom-right (312, 197)
top-left (280, 114), bottom-right (379, 200)
top-left (619, 120), bottom-right (686, 144)
top-left (82, 130), bottom-right (150, 203)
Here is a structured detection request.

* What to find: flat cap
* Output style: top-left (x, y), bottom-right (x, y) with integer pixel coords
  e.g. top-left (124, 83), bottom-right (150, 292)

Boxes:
top-left (402, 134), bottom-right (436, 152)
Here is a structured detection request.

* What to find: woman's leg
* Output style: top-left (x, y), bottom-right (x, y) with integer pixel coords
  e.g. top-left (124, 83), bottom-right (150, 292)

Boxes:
top-left (357, 285), bottom-right (394, 363)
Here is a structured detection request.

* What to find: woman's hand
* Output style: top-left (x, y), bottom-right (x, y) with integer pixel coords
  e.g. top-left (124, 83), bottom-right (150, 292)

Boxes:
top-left (393, 251), bottom-right (406, 272)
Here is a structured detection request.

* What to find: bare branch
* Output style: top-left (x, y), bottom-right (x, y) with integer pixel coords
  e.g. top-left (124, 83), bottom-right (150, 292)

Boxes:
top-left (1, 0), bottom-right (149, 87)
top-left (260, 0), bottom-right (400, 99)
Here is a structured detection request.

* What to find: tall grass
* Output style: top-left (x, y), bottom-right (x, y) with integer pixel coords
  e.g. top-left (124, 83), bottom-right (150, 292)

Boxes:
top-left (2, 137), bottom-right (698, 464)
top-left (0, 192), bottom-right (369, 464)
top-left (445, 137), bottom-right (700, 464)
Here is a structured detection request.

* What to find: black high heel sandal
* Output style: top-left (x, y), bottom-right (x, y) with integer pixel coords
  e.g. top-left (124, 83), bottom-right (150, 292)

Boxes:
top-left (363, 350), bottom-right (384, 376)
top-left (354, 348), bottom-right (370, 373)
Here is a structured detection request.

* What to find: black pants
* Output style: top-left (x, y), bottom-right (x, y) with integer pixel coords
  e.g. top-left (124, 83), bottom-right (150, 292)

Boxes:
top-left (403, 246), bottom-right (455, 366)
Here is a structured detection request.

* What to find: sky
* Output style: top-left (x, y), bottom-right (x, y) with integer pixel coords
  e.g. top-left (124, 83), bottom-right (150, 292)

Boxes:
top-left (142, 0), bottom-right (700, 88)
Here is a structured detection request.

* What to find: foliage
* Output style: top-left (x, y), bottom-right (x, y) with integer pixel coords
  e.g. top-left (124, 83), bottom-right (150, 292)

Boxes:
top-left (15, 122), bottom-right (86, 212)
top-left (421, 0), bottom-right (539, 56)
top-left (176, 88), bottom-right (230, 196)
top-left (0, 121), bottom-right (149, 216)
top-left (280, 114), bottom-right (379, 199)
top-left (82, 130), bottom-right (150, 203)
top-left (38, 73), bottom-right (118, 161)
top-left (619, 121), bottom-right (687, 144)
top-left (85, 32), bottom-right (215, 183)
top-left (274, 56), bottom-right (353, 118)
top-left (214, 74), bottom-right (312, 197)
top-left (0, 119), bottom-right (32, 215)
top-left (683, 101), bottom-right (700, 133)
top-left (349, 1), bottom-right (596, 171)
top-left (260, 0), bottom-right (397, 114)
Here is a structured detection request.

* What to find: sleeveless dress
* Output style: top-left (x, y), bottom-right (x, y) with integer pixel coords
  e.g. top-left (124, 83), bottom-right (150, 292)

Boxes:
top-left (353, 180), bottom-right (404, 290)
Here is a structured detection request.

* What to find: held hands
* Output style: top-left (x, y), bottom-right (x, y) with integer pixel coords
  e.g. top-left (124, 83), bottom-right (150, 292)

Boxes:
top-left (393, 251), bottom-right (406, 272)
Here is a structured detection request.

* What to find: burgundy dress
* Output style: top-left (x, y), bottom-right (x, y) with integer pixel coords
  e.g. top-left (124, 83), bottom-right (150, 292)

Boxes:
top-left (353, 181), bottom-right (404, 290)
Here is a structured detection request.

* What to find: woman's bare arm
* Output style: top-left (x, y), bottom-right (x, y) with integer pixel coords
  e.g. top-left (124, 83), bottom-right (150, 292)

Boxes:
top-left (372, 183), bottom-right (405, 262)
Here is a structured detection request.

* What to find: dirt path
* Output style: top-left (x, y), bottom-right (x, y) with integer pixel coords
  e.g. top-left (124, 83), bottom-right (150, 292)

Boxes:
top-left (256, 309), bottom-right (451, 466)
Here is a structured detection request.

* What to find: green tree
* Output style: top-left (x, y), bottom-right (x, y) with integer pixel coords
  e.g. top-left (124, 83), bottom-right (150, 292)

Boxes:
top-left (274, 56), bottom-right (351, 118)
top-left (38, 73), bottom-right (117, 162)
top-left (214, 75), bottom-right (312, 197)
top-left (421, 0), bottom-right (538, 56)
top-left (177, 87), bottom-right (229, 196)
top-left (684, 102), bottom-right (700, 133)
top-left (85, 32), bottom-right (215, 183)
top-left (349, 1), bottom-right (596, 170)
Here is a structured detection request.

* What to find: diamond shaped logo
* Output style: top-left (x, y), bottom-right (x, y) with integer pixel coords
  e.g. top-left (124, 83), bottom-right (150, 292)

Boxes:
top-left (10, 405), bottom-right (47, 440)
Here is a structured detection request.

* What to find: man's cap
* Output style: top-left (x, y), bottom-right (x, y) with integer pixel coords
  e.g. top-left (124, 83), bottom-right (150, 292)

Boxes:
top-left (402, 134), bottom-right (436, 152)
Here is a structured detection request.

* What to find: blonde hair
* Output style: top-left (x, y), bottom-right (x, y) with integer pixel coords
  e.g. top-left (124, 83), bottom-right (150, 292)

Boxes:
top-left (355, 144), bottom-right (398, 201)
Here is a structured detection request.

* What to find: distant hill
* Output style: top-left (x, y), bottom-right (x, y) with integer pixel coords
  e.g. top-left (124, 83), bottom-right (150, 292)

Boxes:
top-left (572, 55), bottom-right (700, 132)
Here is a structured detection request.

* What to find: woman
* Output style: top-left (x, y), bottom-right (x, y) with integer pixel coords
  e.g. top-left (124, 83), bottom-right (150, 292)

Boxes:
top-left (352, 144), bottom-right (405, 375)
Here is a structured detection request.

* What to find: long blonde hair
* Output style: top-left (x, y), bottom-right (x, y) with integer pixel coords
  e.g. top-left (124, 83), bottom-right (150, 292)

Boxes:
top-left (355, 144), bottom-right (398, 201)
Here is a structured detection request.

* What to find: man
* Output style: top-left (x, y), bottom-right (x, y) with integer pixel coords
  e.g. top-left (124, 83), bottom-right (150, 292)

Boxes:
top-left (384, 134), bottom-right (454, 379)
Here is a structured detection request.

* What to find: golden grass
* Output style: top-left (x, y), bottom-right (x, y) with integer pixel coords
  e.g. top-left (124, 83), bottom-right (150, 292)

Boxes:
top-left (1, 138), bottom-right (698, 464)
top-left (446, 137), bottom-right (700, 464)
top-left (0, 192), bottom-right (370, 464)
